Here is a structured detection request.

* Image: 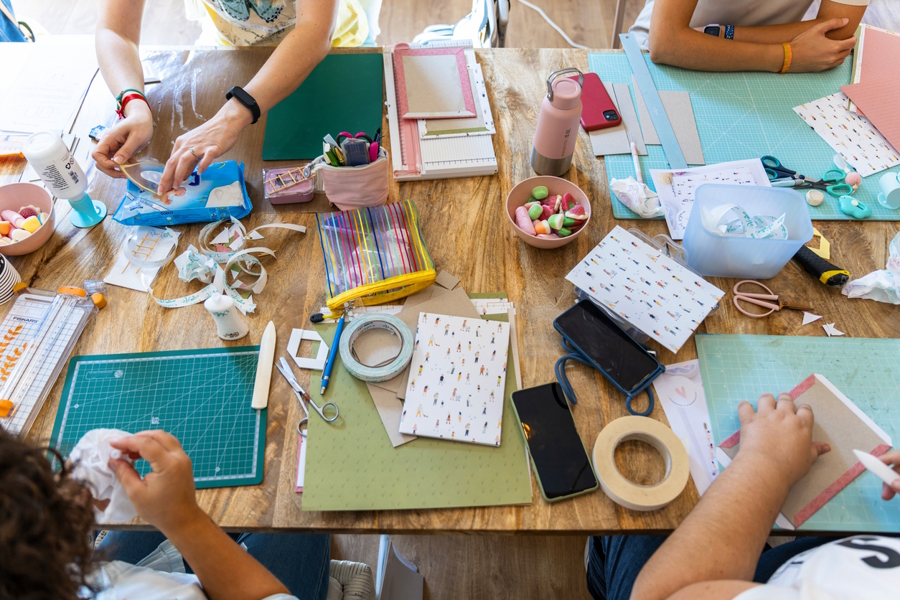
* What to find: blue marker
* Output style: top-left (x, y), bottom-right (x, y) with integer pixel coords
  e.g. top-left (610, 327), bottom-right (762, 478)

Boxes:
top-left (320, 313), bottom-right (345, 395)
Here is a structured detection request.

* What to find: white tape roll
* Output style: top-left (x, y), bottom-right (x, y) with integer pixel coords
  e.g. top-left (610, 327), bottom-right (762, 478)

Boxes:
top-left (592, 416), bottom-right (690, 511)
top-left (339, 314), bottom-right (413, 383)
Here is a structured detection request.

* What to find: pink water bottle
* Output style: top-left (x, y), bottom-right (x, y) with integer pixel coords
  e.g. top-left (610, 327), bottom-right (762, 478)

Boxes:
top-left (531, 69), bottom-right (584, 176)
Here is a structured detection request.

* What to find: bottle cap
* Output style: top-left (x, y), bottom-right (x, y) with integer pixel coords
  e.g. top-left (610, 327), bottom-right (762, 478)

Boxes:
top-left (550, 78), bottom-right (581, 110)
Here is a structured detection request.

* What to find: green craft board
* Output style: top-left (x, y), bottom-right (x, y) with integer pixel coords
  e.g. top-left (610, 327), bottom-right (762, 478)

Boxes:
top-left (303, 313), bottom-right (533, 511)
top-left (696, 334), bottom-right (900, 532)
top-left (262, 53), bottom-right (384, 160)
top-left (49, 347), bottom-right (266, 489)
top-left (588, 53), bottom-right (900, 221)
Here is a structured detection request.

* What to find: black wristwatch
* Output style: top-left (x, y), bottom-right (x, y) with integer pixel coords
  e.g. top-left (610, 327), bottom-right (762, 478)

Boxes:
top-left (226, 86), bottom-right (260, 124)
top-left (703, 25), bottom-right (721, 37)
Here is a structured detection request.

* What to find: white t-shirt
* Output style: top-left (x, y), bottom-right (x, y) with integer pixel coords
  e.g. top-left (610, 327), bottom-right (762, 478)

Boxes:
top-left (630, 0), bottom-right (871, 49)
top-left (735, 536), bottom-right (900, 600)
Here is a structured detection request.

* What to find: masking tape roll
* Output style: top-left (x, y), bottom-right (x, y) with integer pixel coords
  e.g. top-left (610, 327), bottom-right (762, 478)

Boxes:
top-left (592, 416), bottom-right (690, 511)
top-left (339, 314), bottom-right (413, 383)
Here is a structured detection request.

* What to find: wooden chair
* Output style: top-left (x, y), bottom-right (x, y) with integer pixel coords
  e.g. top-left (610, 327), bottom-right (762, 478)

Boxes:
top-left (611, 0), bottom-right (628, 48)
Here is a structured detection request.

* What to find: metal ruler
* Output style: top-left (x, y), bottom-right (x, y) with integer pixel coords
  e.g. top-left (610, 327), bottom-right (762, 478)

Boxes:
top-left (620, 33), bottom-right (687, 169)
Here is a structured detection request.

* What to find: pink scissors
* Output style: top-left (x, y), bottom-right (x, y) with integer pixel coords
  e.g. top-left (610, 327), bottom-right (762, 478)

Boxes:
top-left (732, 280), bottom-right (813, 318)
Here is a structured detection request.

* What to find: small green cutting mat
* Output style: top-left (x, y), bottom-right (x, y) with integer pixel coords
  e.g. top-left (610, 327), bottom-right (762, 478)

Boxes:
top-left (50, 347), bottom-right (266, 489)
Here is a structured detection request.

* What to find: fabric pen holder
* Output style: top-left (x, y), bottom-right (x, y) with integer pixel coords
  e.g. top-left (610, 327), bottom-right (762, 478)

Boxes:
top-left (316, 147), bottom-right (390, 212)
top-left (315, 199), bottom-right (436, 314)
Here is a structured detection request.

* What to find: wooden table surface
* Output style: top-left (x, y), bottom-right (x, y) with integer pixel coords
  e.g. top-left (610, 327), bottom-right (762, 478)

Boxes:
top-left (5, 46), bottom-right (899, 534)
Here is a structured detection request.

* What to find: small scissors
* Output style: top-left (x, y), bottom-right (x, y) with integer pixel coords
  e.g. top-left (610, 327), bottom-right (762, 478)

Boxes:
top-left (732, 280), bottom-right (813, 318)
top-left (276, 357), bottom-right (338, 436)
top-left (762, 156), bottom-right (853, 197)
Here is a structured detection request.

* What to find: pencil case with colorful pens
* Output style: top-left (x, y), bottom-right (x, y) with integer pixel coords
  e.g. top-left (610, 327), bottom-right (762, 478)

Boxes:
top-left (317, 147), bottom-right (390, 211)
top-left (315, 199), bottom-right (435, 313)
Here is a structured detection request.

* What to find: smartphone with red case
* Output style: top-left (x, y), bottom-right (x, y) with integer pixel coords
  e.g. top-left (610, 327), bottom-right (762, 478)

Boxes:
top-left (571, 72), bottom-right (621, 131)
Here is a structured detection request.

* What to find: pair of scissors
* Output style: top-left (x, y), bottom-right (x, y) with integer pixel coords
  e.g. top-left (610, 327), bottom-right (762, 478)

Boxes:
top-left (276, 357), bottom-right (338, 436)
top-left (732, 280), bottom-right (813, 318)
top-left (762, 156), bottom-right (853, 197)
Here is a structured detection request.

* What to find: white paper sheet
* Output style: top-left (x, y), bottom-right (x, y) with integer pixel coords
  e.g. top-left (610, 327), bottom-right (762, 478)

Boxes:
top-left (650, 159), bottom-right (771, 240)
top-left (399, 313), bottom-right (510, 445)
top-left (103, 227), bottom-right (181, 292)
top-left (793, 92), bottom-right (900, 178)
top-left (565, 226), bottom-right (725, 354)
top-left (652, 360), bottom-right (718, 495)
top-left (0, 36), bottom-right (99, 135)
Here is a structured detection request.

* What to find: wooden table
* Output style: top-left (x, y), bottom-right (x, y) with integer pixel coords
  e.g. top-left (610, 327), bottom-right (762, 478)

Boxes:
top-left (6, 46), bottom-right (899, 534)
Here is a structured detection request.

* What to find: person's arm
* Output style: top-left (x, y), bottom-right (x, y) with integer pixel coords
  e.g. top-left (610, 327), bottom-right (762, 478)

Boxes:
top-left (156, 0), bottom-right (338, 194)
top-left (649, 0), bottom-right (859, 72)
top-left (109, 431), bottom-right (289, 600)
top-left (91, 0), bottom-right (155, 177)
top-left (630, 393), bottom-right (831, 600)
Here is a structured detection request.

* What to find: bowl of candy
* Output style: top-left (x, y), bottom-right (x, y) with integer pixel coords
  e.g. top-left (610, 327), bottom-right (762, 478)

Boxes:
top-left (506, 176), bottom-right (591, 249)
top-left (0, 183), bottom-right (55, 256)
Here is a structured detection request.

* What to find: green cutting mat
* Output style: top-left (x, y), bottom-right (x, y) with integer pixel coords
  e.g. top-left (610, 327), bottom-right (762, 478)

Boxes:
top-left (303, 313), bottom-right (532, 511)
top-left (262, 53), bottom-right (384, 160)
top-left (50, 347), bottom-right (266, 489)
top-left (696, 334), bottom-right (900, 532)
top-left (589, 53), bottom-right (900, 221)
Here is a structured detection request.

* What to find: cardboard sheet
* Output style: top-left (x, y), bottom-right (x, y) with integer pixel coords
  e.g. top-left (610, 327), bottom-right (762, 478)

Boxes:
top-left (717, 374), bottom-right (892, 529)
top-left (367, 384), bottom-right (416, 447)
top-left (633, 79), bottom-right (705, 165)
top-left (303, 316), bottom-right (532, 512)
top-left (613, 83), bottom-right (647, 155)
top-left (588, 83), bottom-right (630, 156)
top-left (394, 48), bottom-right (476, 119)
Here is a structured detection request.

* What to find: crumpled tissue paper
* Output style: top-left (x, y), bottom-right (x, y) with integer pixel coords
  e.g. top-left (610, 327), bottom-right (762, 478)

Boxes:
top-left (842, 232), bottom-right (900, 305)
top-left (70, 428), bottom-right (137, 524)
top-left (610, 177), bottom-right (663, 218)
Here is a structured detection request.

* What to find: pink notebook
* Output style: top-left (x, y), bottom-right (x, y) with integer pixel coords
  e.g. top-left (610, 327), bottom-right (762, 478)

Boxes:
top-left (841, 27), bottom-right (900, 152)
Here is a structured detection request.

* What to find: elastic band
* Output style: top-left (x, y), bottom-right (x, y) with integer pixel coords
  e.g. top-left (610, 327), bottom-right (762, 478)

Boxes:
top-left (724, 25), bottom-right (735, 40)
top-left (779, 43), bottom-right (792, 74)
top-left (116, 91), bottom-right (150, 119)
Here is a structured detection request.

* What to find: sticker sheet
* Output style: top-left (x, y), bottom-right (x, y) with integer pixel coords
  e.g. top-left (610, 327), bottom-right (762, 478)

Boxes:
top-left (793, 92), bottom-right (900, 178)
top-left (399, 313), bottom-right (509, 446)
top-left (565, 226), bottom-right (724, 354)
top-left (650, 159), bottom-right (771, 240)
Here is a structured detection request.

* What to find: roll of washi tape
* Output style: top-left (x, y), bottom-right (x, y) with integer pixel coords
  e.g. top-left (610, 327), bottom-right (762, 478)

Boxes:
top-left (878, 172), bottom-right (900, 210)
top-left (338, 314), bottom-right (413, 383)
top-left (592, 416), bottom-right (690, 511)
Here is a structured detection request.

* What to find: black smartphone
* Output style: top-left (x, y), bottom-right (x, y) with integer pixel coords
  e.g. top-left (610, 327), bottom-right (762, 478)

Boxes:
top-left (511, 382), bottom-right (598, 502)
top-left (554, 300), bottom-right (660, 393)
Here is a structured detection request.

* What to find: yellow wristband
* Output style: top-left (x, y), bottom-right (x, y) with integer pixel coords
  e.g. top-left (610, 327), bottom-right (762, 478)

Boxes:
top-left (779, 42), bottom-right (792, 74)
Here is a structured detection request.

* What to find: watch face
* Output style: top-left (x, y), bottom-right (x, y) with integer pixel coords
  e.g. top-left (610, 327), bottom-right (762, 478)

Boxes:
top-left (704, 26), bottom-right (720, 36)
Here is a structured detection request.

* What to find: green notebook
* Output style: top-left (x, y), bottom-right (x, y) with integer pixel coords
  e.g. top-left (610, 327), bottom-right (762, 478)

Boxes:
top-left (262, 53), bottom-right (384, 160)
top-left (303, 313), bottom-right (533, 511)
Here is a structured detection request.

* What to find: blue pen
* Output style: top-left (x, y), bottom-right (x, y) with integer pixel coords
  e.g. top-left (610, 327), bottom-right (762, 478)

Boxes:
top-left (320, 313), bottom-right (345, 395)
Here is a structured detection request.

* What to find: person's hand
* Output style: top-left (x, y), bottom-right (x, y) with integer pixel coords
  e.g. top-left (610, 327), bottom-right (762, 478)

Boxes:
top-left (879, 450), bottom-right (900, 501)
top-left (789, 18), bottom-right (857, 72)
top-left (158, 99), bottom-right (252, 195)
top-left (108, 430), bottom-right (204, 533)
top-left (91, 102), bottom-right (154, 178)
top-left (736, 393), bottom-right (830, 487)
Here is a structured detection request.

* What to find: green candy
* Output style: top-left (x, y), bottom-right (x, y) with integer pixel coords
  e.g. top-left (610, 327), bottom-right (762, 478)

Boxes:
top-left (528, 203), bottom-right (543, 220)
top-left (548, 214), bottom-right (565, 230)
top-left (563, 217), bottom-right (576, 227)
top-left (557, 227), bottom-right (572, 237)
top-left (532, 186), bottom-right (549, 200)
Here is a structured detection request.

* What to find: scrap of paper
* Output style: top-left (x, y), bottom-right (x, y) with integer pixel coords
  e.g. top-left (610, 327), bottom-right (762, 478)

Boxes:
top-left (399, 313), bottom-right (510, 446)
top-left (793, 92), bottom-right (900, 178)
top-left (565, 226), bottom-right (725, 354)
top-left (652, 360), bottom-right (718, 495)
top-left (104, 227), bottom-right (181, 292)
top-left (802, 312), bottom-right (823, 326)
top-left (650, 159), bottom-right (771, 240)
top-left (823, 323), bottom-right (845, 337)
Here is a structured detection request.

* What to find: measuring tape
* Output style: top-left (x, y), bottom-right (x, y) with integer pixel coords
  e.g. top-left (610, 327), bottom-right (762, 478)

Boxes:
top-left (338, 314), bottom-right (413, 382)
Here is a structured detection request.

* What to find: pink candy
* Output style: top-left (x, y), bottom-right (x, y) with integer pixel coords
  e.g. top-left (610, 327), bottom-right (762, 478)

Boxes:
top-left (515, 206), bottom-right (536, 235)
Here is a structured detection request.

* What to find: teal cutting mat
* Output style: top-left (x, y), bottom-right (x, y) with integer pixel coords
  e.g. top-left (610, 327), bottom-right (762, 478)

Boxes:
top-left (696, 334), bottom-right (900, 532)
top-left (588, 53), bottom-right (900, 221)
top-left (50, 347), bottom-right (266, 489)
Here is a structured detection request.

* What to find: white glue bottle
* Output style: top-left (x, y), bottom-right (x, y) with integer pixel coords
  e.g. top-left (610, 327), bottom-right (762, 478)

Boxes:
top-left (21, 132), bottom-right (108, 228)
top-left (204, 294), bottom-right (249, 341)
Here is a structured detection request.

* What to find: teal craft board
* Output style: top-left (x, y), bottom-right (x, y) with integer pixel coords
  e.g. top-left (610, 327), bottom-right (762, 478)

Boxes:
top-left (588, 53), bottom-right (900, 221)
top-left (50, 347), bottom-right (266, 489)
top-left (696, 334), bottom-right (900, 532)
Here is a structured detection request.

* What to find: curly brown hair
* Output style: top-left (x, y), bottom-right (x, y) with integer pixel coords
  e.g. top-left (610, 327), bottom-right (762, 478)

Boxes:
top-left (0, 429), bottom-right (98, 599)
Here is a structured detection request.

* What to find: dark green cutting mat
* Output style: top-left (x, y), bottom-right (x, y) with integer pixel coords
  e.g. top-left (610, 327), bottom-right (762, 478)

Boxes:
top-left (50, 346), bottom-right (266, 488)
top-left (262, 53), bottom-right (384, 160)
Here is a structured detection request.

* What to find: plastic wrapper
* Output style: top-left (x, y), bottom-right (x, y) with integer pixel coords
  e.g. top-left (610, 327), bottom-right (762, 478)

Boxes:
top-left (842, 231), bottom-right (900, 305)
top-left (70, 428), bottom-right (137, 524)
top-left (610, 177), bottom-right (663, 218)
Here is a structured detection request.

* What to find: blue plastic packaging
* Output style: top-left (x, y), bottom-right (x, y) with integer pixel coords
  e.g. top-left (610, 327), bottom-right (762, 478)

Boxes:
top-left (683, 184), bottom-right (813, 279)
top-left (113, 160), bottom-right (253, 226)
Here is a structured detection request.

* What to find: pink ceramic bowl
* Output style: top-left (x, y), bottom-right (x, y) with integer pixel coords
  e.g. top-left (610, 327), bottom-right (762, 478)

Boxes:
top-left (0, 183), bottom-right (55, 256)
top-left (506, 176), bottom-right (592, 249)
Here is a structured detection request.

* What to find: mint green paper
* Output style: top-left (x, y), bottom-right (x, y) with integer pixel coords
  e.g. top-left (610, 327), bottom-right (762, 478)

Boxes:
top-left (303, 313), bottom-right (532, 511)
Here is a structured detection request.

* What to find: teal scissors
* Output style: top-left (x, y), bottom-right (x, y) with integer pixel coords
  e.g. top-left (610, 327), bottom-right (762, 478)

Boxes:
top-left (761, 155), bottom-right (853, 197)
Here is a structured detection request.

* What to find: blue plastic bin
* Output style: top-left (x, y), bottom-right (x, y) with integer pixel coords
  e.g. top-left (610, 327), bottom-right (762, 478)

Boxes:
top-left (683, 184), bottom-right (813, 279)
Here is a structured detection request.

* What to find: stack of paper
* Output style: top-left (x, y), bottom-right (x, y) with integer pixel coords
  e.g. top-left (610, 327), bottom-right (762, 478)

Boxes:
top-left (384, 42), bottom-right (498, 181)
